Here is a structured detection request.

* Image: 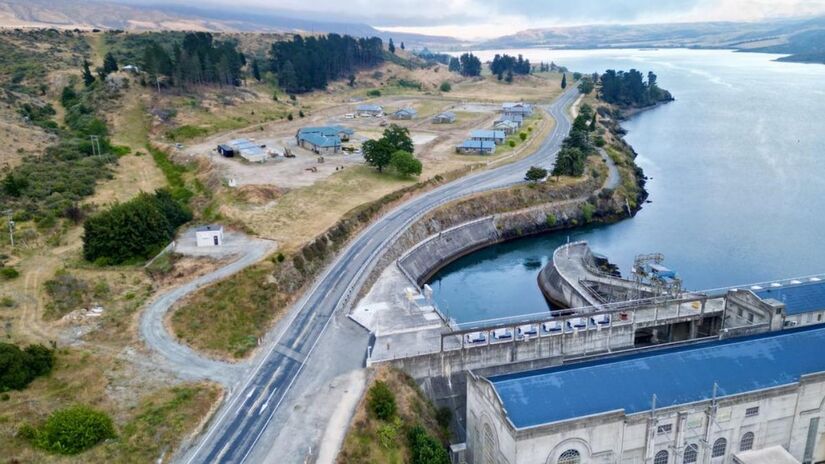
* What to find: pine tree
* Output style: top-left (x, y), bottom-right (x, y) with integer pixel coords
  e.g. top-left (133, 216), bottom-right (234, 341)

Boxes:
top-left (82, 59), bottom-right (95, 87)
top-left (388, 38), bottom-right (396, 54)
top-left (589, 112), bottom-right (597, 131)
top-left (102, 52), bottom-right (118, 75)
top-left (400, 41), bottom-right (405, 50)
top-left (251, 59), bottom-right (261, 81)
top-left (561, 73), bottom-right (567, 89)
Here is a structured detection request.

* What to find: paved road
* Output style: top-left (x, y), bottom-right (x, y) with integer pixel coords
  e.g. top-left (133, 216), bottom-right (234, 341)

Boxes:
top-left (139, 232), bottom-right (275, 385)
top-left (180, 89), bottom-right (579, 464)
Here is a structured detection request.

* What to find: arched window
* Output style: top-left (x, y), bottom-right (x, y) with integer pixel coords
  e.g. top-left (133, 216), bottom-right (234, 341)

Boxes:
top-left (740, 432), bottom-right (755, 451)
top-left (559, 449), bottom-right (581, 464)
top-left (712, 438), bottom-right (727, 458)
top-left (684, 443), bottom-right (698, 463)
top-left (483, 424), bottom-right (495, 464)
top-left (654, 450), bottom-right (669, 464)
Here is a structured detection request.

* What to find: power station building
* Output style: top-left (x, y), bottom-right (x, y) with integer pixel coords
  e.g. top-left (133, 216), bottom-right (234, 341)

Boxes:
top-left (466, 325), bottom-right (825, 464)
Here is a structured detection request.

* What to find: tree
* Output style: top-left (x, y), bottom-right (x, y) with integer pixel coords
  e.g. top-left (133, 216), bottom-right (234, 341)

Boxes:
top-left (552, 147), bottom-right (586, 177)
top-left (573, 71), bottom-right (582, 80)
top-left (388, 38), bottom-right (396, 54)
top-left (577, 77), bottom-right (594, 94)
top-left (439, 81), bottom-right (451, 92)
top-left (362, 139), bottom-right (394, 172)
top-left (390, 150), bottom-right (422, 177)
top-left (505, 70), bottom-right (513, 83)
top-left (367, 381), bottom-right (396, 420)
top-left (448, 57), bottom-right (460, 73)
top-left (102, 52), bottom-right (118, 75)
top-left (348, 74), bottom-right (356, 87)
top-left (382, 124), bottom-right (414, 154)
top-left (589, 112), bottom-right (597, 131)
top-left (458, 53), bottom-right (481, 77)
top-left (251, 59), bottom-right (261, 81)
top-left (400, 41), bottom-right (405, 50)
top-left (561, 73), bottom-right (567, 89)
top-left (81, 59), bottom-right (95, 87)
top-left (525, 166), bottom-right (548, 182)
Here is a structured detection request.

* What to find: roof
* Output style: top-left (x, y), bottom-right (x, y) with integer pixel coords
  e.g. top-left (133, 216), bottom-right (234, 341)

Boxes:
top-left (494, 120), bottom-right (519, 128)
top-left (434, 111), bottom-right (456, 119)
top-left (356, 104), bottom-right (383, 112)
top-left (394, 108), bottom-right (417, 116)
top-left (196, 224), bottom-right (223, 232)
top-left (499, 113), bottom-right (524, 122)
top-left (300, 132), bottom-right (341, 148)
top-left (458, 140), bottom-right (495, 150)
top-left (227, 139), bottom-right (266, 160)
top-left (298, 125), bottom-right (354, 137)
top-left (488, 325), bottom-right (825, 429)
top-left (754, 280), bottom-right (825, 315)
top-left (734, 446), bottom-right (800, 464)
top-left (470, 130), bottom-right (505, 139)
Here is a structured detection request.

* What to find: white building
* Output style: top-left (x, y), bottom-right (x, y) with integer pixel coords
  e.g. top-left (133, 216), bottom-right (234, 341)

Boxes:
top-left (195, 225), bottom-right (223, 247)
top-left (465, 325), bottom-right (825, 464)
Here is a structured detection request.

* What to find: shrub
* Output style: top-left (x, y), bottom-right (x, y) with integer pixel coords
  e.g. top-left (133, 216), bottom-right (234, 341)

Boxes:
top-left (582, 202), bottom-right (596, 222)
top-left (29, 405), bottom-right (116, 454)
top-left (367, 381), bottom-right (396, 421)
top-left (519, 131), bottom-right (528, 141)
top-left (0, 342), bottom-right (55, 391)
top-left (439, 81), bottom-right (451, 92)
top-left (44, 271), bottom-right (89, 318)
top-left (389, 150), bottom-right (423, 177)
top-left (435, 406), bottom-right (452, 429)
top-left (367, 89), bottom-right (381, 97)
top-left (407, 424), bottom-right (449, 464)
top-left (287, 113), bottom-right (293, 121)
top-left (546, 214), bottom-right (557, 227)
top-left (524, 166), bottom-right (548, 182)
top-left (164, 125), bottom-right (208, 142)
top-left (508, 140), bottom-right (516, 148)
top-left (0, 267), bottom-right (20, 280)
top-left (0, 296), bottom-right (15, 307)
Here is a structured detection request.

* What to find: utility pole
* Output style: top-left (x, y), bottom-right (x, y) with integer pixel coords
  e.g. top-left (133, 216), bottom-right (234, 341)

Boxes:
top-left (4, 210), bottom-right (14, 248)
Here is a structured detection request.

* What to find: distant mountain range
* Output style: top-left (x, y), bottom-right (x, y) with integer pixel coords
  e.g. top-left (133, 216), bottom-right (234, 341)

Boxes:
top-left (477, 16), bottom-right (825, 64)
top-left (0, 0), bottom-right (463, 49)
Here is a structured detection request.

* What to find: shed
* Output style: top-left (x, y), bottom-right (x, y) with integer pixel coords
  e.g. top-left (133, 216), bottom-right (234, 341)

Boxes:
top-left (432, 112), bottom-right (456, 124)
top-left (227, 138), bottom-right (268, 163)
top-left (217, 144), bottom-right (235, 157)
top-left (195, 225), bottom-right (224, 247)
top-left (502, 102), bottom-right (533, 116)
top-left (391, 108), bottom-right (417, 120)
top-left (356, 104), bottom-right (384, 117)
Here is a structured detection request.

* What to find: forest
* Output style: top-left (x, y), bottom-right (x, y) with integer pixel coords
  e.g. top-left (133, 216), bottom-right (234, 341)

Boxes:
top-left (599, 69), bottom-right (673, 107)
top-left (140, 32), bottom-right (245, 88)
top-left (489, 53), bottom-right (532, 78)
top-left (269, 34), bottom-right (385, 93)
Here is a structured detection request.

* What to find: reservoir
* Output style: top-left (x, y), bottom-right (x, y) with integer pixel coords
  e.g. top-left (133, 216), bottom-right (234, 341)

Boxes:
top-left (428, 49), bottom-right (825, 324)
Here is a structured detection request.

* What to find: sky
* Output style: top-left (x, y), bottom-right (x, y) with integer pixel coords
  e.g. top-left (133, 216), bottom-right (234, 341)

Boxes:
top-left (119, 0), bottom-right (825, 39)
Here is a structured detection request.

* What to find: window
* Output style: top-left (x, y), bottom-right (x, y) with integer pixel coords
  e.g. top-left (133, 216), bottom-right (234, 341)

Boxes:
top-left (654, 450), bottom-right (669, 464)
top-left (684, 444), bottom-right (698, 463)
top-left (559, 449), bottom-right (581, 464)
top-left (745, 406), bottom-right (759, 417)
top-left (740, 432), bottom-right (755, 451)
top-left (712, 438), bottom-right (727, 458)
top-left (483, 424), bottom-right (495, 464)
top-left (658, 423), bottom-right (673, 434)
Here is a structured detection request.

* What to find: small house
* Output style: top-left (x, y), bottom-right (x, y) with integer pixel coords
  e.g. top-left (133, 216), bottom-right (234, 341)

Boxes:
top-left (497, 113), bottom-right (524, 127)
top-left (456, 139), bottom-right (496, 155)
top-left (391, 108), bottom-right (417, 120)
top-left (502, 102), bottom-right (533, 117)
top-left (470, 129), bottom-right (506, 145)
top-left (217, 144), bottom-right (235, 157)
top-left (493, 120), bottom-right (519, 135)
top-left (432, 112), bottom-right (456, 124)
top-left (195, 225), bottom-right (223, 247)
top-left (356, 104), bottom-right (384, 117)
top-left (296, 126), bottom-right (355, 154)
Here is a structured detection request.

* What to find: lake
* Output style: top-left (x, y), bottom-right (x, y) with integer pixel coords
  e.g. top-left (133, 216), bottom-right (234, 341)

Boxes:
top-left (428, 48), bottom-right (825, 324)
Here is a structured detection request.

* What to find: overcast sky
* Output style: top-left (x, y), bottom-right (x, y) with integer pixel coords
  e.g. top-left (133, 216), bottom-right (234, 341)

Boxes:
top-left (120, 0), bottom-right (825, 39)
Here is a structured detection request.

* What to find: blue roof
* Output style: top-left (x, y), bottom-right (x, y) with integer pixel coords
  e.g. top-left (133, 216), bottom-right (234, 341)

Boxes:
top-left (300, 132), bottom-right (340, 148)
top-left (458, 140), bottom-right (495, 150)
top-left (298, 126), bottom-right (354, 137)
top-left (755, 280), bottom-right (825, 315)
top-left (470, 130), bottom-right (505, 139)
top-left (489, 325), bottom-right (825, 428)
top-left (356, 104), bottom-right (383, 112)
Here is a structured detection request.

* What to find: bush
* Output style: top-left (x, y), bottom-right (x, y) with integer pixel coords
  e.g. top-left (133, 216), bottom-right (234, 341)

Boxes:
top-left (407, 424), bottom-right (449, 464)
top-left (367, 381), bottom-right (397, 421)
top-left (435, 406), bottom-right (452, 429)
top-left (0, 267), bottom-right (20, 280)
top-left (546, 213), bottom-right (557, 227)
top-left (524, 166), bottom-right (548, 182)
top-left (519, 131), bottom-right (528, 141)
top-left (508, 140), bottom-right (516, 148)
top-left (0, 342), bottom-right (55, 391)
top-left (582, 202), bottom-right (596, 222)
top-left (29, 405), bottom-right (116, 455)
top-left (164, 125), bottom-right (208, 142)
top-left (367, 89), bottom-right (381, 97)
top-left (439, 81), bottom-right (451, 92)
top-left (389, 150), bottom-right (423, 177)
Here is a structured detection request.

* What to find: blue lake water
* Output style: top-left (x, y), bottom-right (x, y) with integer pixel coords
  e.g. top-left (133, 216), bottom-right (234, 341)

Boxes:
top-left (427, 49), bottom-right (825, 324)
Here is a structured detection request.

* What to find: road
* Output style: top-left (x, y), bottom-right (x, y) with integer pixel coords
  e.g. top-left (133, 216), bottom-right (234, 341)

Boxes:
top-left (180, 88), bottom-right (579, 464)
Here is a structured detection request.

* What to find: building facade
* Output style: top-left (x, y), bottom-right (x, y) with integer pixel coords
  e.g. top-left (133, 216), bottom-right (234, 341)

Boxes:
top-left (466, 326), bottom-right (825, 464)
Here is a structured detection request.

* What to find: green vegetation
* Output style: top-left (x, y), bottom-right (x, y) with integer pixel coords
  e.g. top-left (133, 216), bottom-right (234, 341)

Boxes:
top-left (561, 73), bottom-right (567, 89)
top-left (457, 53), bottom-right (482, 77)
top-left (139, 32), bottom-right (244, 89)
top-left (582, 202), bottom-right (596, 222)
top-left (367, 89), bottom-right (382, 97)
top-left (147, 145), bottom-right (194, 204)
top-left (490, 53), bottom-right (531, 79)
top-left (363, 124), bottom-right (415, 173)
top-left (525, 166), bottom-right (548, 182)
top-left (22, 405), bottom-right (116, 455)
top-left (164, 124), bottom-right (209, 142)
top-left (407, 425), bottom-right (450, 464)
top-left (439, 81), bottom-right (451, 92)
top-left (600, 69), bottom-right (672, 107)
top-left (44, 271), bottom-right (90, 319)
top-left (0, 266), bottom-right (20, 280)
top-left (552, 104), bottom-right (596, 177)
top-left (578, 76), bottom-right (595, 94)
top-left (368, 381), bottom-right (397, 421)
top-left (271, 34), bottom-right (384, 93)
top-left (82, 189), bottom-right (192, 264)
top-left (0, 343), bottom-right (55, 391)
top-left (546, 213), bottom-right (558, 227)
top-left (390, 151), bottom-right (423, 177)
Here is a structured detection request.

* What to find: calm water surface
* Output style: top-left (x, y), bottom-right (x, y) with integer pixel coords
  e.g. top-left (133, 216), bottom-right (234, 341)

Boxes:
top-left (428, 49), bottom-right (825, 324)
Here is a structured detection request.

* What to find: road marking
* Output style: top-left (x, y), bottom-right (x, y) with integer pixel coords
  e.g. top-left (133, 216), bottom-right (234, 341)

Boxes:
top-left (246, 388), bottom-right (256, 399)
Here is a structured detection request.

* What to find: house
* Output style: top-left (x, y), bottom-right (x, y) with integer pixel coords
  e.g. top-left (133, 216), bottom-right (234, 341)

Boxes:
top-left (470, 130), bottom-right (506, 145)
top-left (493, 120), bottom-right (519, 135)
top-left (296, 126), bottom-right (355, 154)
top-left (227, 138), bottom-right (268, 163)
top-left (391, 108), bottom-right (417, 120)
top-left (356, 104), bottom-right (384, 117)
top-left (432, 112), bottom-right (456, 124)
top-left (496, 113), bottom-right (524, 127)
top-left (501, 102), bottom-right (533, 117)
top-left (465, 325), bottom-right (825, 464)
top-left (456, 139), bottom-right (496, 155)
top-left (195, 225), bottom-right (223, 247)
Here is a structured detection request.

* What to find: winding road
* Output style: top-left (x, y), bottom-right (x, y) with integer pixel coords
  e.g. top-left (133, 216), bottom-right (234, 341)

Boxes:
top-left (177, 88), bottom-right (580, 463)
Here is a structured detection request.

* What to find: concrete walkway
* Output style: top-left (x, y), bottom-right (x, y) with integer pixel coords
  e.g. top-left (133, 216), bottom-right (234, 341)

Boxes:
top-left (138, 229), bottom-right (276, 385)
top-left (598, 147), bottom-right (621, 191)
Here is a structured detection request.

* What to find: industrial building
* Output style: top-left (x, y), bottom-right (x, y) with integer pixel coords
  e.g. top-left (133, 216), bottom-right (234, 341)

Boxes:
top-left (753, 279), bottom-right (825, 327)
top-left (220, 139), bottom-right (268, 162)
top-left (295, 126), bottom-right (355, 154)
top-left (465, 325), bottom-right (825, 464)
